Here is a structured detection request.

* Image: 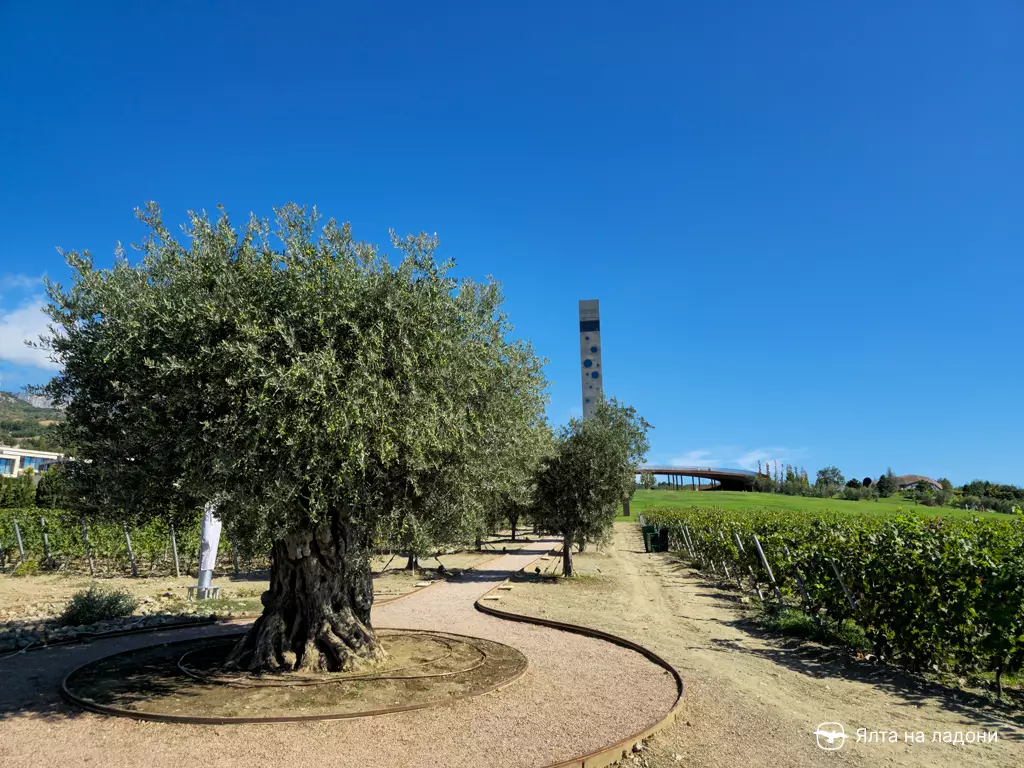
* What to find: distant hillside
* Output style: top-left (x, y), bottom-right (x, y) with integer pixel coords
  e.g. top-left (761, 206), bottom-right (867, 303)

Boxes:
top-left (0, 391), bottom-right (64, 452)
top-left (13, 391), bottom-right (58, 409)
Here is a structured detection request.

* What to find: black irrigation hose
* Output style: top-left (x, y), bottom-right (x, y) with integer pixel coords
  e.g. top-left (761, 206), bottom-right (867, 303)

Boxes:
top-left (175, 630), bottom-right (488, 688)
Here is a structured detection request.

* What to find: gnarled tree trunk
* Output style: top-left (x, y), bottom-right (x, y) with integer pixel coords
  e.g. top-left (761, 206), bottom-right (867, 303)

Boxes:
top-left (226, 516), bottom-right (384, 673)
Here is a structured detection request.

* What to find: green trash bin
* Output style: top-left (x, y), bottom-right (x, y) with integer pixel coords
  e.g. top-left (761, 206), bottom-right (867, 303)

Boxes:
top-left (654, 527), bottom-right (670, 553)
top-left (641, 524), bottom-right (657, 553)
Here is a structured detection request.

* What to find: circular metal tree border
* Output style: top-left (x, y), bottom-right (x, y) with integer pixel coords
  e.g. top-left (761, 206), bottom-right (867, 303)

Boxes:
top-left (60, 627), bottom-right (527, 724)
top-left (57, 537), bottom-right (688, 768)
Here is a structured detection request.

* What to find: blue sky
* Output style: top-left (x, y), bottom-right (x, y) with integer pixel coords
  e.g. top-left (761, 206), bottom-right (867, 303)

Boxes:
top-left (1, 2), bottom-right (1021, 484)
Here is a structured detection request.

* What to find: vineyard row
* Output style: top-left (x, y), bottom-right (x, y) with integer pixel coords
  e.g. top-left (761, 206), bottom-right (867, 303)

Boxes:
top-left (640, 505), bottom-right (1024, 697)
top-left (0, 508), bottom-right (263, 577)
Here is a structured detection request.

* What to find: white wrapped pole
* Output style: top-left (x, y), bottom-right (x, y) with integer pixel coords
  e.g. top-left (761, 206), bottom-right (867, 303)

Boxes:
top-left (197, 502), bottom-right (222, 595)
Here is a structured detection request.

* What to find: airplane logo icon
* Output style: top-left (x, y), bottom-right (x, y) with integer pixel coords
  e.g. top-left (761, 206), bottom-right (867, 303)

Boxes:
top-left (815, 722), bottom-right (847, 750)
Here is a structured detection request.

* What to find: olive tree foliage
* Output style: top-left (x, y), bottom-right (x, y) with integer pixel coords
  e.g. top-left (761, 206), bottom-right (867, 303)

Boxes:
top-left (386, 337), bottom-right (551, 566)
top-left (533, 399), bottom-right (651, 576)
top-left (482, 418), bottom-right (555, 543)
top-left (39, 203), bottom-right (548, 673)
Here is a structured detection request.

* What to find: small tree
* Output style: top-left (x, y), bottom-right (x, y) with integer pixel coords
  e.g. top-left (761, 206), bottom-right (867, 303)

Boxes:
top-left (845, 478), bottom-right (862, 489)
top-left (533, 400), bottom-right (651, 576)
top-left (875, 468), bottom-right (897, 498)
top-left (862, 477), bottom-right (872, 488)
top-left (35, 467), bottom-right (67, 509)
top-left (841, 485), bottom-right (861, 501)
top-left (816, 465), bottom-right (845, 488)
top-left (640, 471), bottom-right (655, 491)
top-left (858, 484), bottom-right (878, 501)
top-left (0, 471), bottom-right (35, 508)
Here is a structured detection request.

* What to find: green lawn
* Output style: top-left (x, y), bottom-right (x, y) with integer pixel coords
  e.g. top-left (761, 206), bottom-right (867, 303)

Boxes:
top-left (616, 488), bottom-right (1011, 521)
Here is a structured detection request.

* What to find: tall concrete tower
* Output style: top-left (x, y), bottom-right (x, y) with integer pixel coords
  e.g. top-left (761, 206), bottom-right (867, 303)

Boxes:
top-left (579, 299), bottom-right (603, 419)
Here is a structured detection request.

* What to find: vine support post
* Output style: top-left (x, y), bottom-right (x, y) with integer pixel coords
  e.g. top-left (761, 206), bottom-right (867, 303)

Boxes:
top-left (40, 516), bottom-right (51, 565)
top-left (683, 524), bottom-right (700, 565)
top-left (169, 523), bottom-right (180, 578)
top-left (677, 523), bottom-right (694, 558)
top-left (715, 530), bottom-right (734, 581)
top-left (781, 544), bottom-right (811, 605)
top-left (782, 544), bottom-right (819, 626)
top-left (734, 532), bottom-right (764, 601)
top-left (13, 519), bottom-right (25, 563)
top-left (829, 559), bottom-right (858, 612)
top-left (752, 534), bottom-right (783, 601)
top-left (702, 528), bottom-right (719, 575)
top-left (81, 518), bottom-right (94, 576)
top-left (721, 530), bottom-right (743, 590)
top-left (122, 521), bottom-right (139, 577)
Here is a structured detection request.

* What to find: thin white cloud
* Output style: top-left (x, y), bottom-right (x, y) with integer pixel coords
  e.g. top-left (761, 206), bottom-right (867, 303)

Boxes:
top-left (669, 451), bottom-right (722, 468)
top-left (1, 273), bottom-right (44, 292)
top-left (0, 297), bottom-right (58, 370)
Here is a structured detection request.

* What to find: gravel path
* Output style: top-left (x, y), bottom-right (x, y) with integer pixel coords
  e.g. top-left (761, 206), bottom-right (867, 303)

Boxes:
top-left (0, 540), bottom-right (679, 768)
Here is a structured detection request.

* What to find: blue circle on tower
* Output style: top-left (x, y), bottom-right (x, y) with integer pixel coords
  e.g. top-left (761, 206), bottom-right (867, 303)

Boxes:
top-left (590, 346), bottom-right (598, 353)
top-left (583, 359), bottom-right (593, 368)
top-left (591, 371), bottom-right (599, 379)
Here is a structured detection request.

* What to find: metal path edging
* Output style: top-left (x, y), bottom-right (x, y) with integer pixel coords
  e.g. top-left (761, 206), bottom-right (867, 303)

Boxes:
top-left (474, 544), bottom-right (686, 768)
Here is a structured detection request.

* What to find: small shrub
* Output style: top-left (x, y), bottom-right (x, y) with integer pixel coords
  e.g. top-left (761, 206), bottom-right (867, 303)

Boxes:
top-left (841, 486), bottom-right (860, 501)
top-left (858, 485), bottom-right (878, 501)
top-left (12, 559), bottom-right (40, 577)
top-left (60, 585), bottom-right (138, 626)
top-left (758, 604), bottom-right (869, 650)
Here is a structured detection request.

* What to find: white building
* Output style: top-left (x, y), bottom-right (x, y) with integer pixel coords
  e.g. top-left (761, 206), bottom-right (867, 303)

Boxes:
top-left (0, 446), bottom-right (64, 478)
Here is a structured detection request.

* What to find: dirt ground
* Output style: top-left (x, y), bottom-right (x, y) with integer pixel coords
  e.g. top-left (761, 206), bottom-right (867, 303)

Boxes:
top-left (498, 523), bottom-right (1024, 768)
top-left (0, 544), bottom-right (521, 625)
top-left (0, 540), bottom-right (679, 768)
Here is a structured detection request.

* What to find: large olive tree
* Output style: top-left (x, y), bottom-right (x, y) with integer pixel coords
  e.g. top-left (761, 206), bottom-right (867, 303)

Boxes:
top-left (533, 399), bottom-right (651, 576)
top-left (41, 203), bottom-right (547, 673)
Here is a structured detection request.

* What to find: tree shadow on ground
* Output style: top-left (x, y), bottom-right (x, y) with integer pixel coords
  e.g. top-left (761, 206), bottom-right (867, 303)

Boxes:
top-left (450, 565), bottom-right (548, 584)
top-left (659, 554), bottom-right (1024, 737)
top-left (0, 623), bottom-right (239, 722)
top-left (0, 543), bottom-right (554, 722)
top-left (718, 613), bottom-right (1024, 738)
